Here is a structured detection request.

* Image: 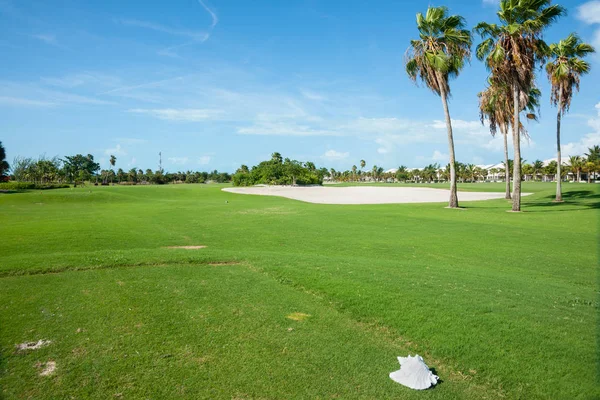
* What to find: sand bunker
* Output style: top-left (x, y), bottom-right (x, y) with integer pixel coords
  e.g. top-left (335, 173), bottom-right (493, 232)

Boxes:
top-left (223, 186), bottom-right (529, 205)
top-left (164, 246), bottom-right (207, 249)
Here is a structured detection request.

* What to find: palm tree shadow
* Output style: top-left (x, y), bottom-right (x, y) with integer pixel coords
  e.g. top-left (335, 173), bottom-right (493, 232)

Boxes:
top-left (525, 190), bottom-right (600, 212)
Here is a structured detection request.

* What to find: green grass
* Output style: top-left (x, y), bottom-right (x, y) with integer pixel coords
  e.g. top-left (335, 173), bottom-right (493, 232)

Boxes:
top-left (1, 182), bottom-right (598, 399)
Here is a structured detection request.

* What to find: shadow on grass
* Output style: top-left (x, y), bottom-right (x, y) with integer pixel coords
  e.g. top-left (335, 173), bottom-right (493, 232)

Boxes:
top-left (524, 190), bottom-right (600, 212)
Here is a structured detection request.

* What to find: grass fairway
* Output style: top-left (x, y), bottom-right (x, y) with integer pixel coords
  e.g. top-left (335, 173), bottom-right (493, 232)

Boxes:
top-left (1, 183), bottom-right (598, 399)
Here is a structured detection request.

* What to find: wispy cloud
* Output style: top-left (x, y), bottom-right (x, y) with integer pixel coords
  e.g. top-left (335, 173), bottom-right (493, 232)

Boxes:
top-left (321, 150), bottom-right (349, 161)
top-left (104, 144), bottom-right (127, 156)
top-left (300, 89), bottom-right (326, 101)
top-left (30, 33), bottom-right (59, 46)
top-left (198, 0), bottom-right (218, 28)
top-left (198, 155), bottom-right (211, 165)
top-left (99, 76), bottom-right (185, 95)
top-left (116, 137), bottom-right (147, 145)
top-left (167, 157), bottom-right (189, 165)
top-left (115, 19), bottom-right (209, 41)
top-left (0, 96), bottom-right (56, 107)
top-left (128, 108), bottom-right (223, 121)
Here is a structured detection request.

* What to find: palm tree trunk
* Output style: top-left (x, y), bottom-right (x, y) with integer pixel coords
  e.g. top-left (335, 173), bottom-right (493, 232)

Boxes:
top-left (500, 123), bottom-right (511, 200)
top-left (511, 84), bottom-right (522, 212)
top-left (577, 170), bottom-right (580, 183)
top-left (438, 83), bottom-right (459, 208)
top-left (555, 91), bottom-right (563, 201)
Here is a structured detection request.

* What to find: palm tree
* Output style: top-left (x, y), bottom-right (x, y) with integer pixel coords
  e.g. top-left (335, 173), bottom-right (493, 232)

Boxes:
top-left (360, 160), bottom-right (366, 171)
top-left (532, 160), bottom-right (544, 181)
top-left (585, 145), bottom-right (600, 182)
top-left (371, 165), bottom-right (378, 181)
top-left (583, 161), bottom-right (595, 184)
top-left (585, 145), bottom-right (600, 163)
top-left (479, 79), bottom-right (541, 198)
top-left (351, 165), bottom-right (357, 181)
top-left (406, 6), bottom-right (472, 208)
top-left (568, 155), bottom-right (584, 183)
top-left (0, 141), bottom-right (9, 179)
top-left (546, 34), bottom-right (595, 200)
top-left (475, 0), bottom-right (565, 211)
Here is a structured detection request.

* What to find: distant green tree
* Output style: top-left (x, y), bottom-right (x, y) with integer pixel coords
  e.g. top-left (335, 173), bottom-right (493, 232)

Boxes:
top-left (0, 141), bottom-right (9, 179)
top-left (62, 154), bottom-right (100, 183)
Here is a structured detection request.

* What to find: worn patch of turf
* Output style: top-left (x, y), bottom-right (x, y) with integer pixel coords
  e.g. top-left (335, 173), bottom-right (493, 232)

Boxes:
top-left (0, 182), bottom-right (598, 399)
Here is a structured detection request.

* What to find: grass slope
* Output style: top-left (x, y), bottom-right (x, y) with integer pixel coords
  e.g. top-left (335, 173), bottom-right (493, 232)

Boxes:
top-left (0, 183), bottom-right (598, 399)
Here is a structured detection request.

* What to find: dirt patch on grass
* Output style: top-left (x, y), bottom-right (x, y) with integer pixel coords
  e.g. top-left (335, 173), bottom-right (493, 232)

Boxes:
top-left (38, 361), bottom-right (56, 376)
top-left (237, 207), bottom-right (297, 215)
top-left (16, 339), bottom-right (51, 351)
top-left (208, 261), bottom-right (242, 266)
top-left (164, 245), bottom-right (207, 249)
top-left (287, 312), bottom-right (311, 321)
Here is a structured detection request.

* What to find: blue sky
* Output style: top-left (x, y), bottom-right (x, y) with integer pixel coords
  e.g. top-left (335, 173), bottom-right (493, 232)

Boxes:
top-left (1, 0), bottom-right (599, 172)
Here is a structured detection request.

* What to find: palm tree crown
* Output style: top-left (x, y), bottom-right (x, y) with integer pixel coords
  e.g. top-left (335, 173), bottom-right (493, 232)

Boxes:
top-left (475, 0), bottom-right (565, 91)
top-left (546, 33), bottom-right (595, 114)
top-left (406, 6), bottom-right (472, 97)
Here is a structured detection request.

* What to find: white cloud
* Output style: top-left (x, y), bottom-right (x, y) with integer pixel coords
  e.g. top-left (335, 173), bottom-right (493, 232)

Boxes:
top-left (577, 1), bottom-right (600, 24)
top-left (432, 150), bottom-right (448, 162)
top-left (168, 157), bottom-right (189, 165)
top-left (198, 156), bottom-right (211, 165)
top-left (577, 1), bottom-right (600, 49)
top-left (321, 150), bottom-right (349, 161)
top-left (482, 0), bottom-right (499, 5)
top-left (127, 157), bottom-right (137, 167)
top-left (416, 150), bottom-right (448, 164)
top-left (128, 108), bottom-right (223, 121)
top-left (104, 144), bottom-right (127, 156)
top-left (561, 102), bottom-right (600, 156)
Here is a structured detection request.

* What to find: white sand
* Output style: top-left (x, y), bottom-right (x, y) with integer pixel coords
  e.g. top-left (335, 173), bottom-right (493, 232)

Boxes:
top-left (223, 185), bottom-right (530, 205)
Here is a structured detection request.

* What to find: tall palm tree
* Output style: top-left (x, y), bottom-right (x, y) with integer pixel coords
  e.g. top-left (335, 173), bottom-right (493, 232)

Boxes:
top-left (475, 0), bottom-right (565, 211)
top-left (479, 80), bottom-right (541, 198)
top-left (406, 6), bottom-right (472, 208)
top-left (546, 33), bottom-right (595, 201)
top-left (351, 165), bottom-right (357, 181)
top-left (360, 159), bottom-right (366, 171)
top-left (568, 155), bottom-right (584, 183)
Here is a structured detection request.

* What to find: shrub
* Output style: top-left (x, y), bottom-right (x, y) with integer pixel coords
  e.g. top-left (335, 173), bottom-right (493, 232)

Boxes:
top-left (0, 182), bottom-right (70, 191)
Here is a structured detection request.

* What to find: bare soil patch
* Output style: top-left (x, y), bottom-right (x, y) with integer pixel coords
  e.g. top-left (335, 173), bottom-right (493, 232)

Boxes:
top-left (164, 245), bottom-right (207, 249)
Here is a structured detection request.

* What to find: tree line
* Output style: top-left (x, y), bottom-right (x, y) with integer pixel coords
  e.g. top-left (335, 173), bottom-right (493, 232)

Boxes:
top-left (233, 152), bottom-right (327, 186)
top-left (406, 1), bottom-right (595, 211)
top-left (329, 147), bottom-right (600, 184)
top-left (1, 147), bottom-right (231, 187)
